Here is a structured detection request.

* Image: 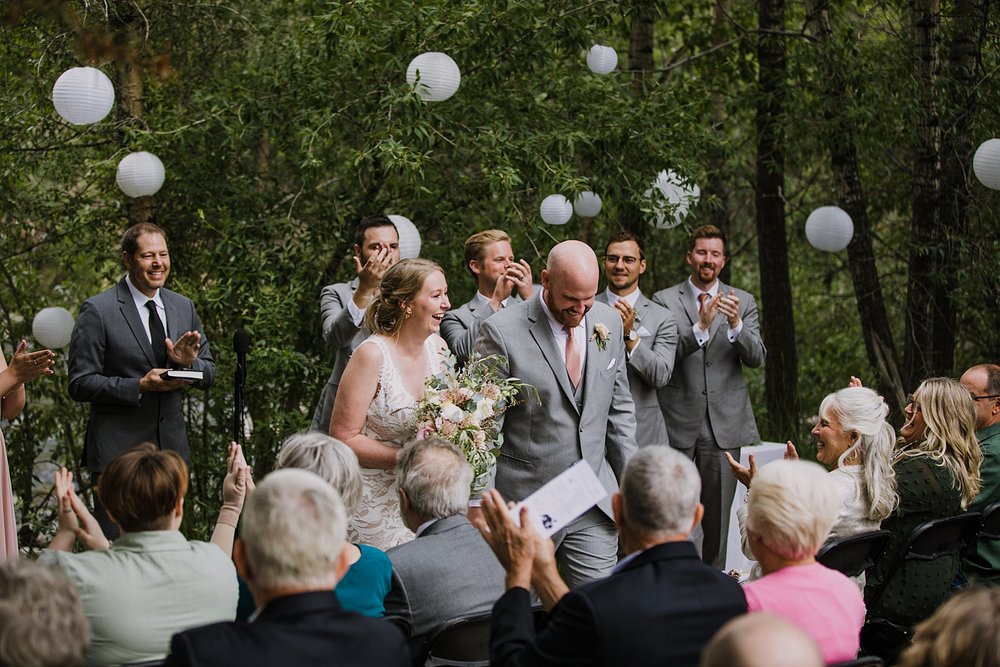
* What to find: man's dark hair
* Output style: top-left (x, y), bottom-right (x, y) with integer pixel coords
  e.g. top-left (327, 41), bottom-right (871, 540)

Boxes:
top-left (688, 224), bottom-right (727, 255)
top-left (605, 230), bottom-right (645, 260)
top-left (354, 214), bottom-right (398, 249)
top-left (121, 223), bottom-right (167, 256)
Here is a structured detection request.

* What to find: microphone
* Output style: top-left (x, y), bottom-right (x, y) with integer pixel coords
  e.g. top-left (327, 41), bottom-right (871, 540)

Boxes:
top-left (233, 329), bottom-right (250, 363)
top-left (233, 329), bottom-right (250, 445)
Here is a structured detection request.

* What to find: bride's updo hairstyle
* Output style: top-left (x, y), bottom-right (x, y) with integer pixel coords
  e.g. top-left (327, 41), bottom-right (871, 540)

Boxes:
top-left (366, 258), bottom-right (444, 335)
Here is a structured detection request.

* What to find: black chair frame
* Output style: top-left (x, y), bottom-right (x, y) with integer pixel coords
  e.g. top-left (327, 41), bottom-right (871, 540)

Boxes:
top-left (817, 529), bottom-right (892, 579)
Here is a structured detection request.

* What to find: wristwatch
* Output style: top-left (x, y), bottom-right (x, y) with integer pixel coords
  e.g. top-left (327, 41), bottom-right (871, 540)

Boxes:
top-left (625, 329), bottom-right (638, 342)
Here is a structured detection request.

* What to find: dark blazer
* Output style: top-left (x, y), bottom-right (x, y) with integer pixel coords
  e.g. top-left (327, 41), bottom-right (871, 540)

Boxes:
top-left (651, 280), bottom-right (765, 450)
top-left (164, 591), bottom-right (410, 667)
top-left (68, 278), bottom-right (215, 471)
top-left (384, 515), bottom-right (506, 660)
top-left (490, 541), bottom-right (747, 667)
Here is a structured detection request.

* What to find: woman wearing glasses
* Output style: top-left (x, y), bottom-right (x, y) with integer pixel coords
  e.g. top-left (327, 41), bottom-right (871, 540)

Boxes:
top-left (862, 377), bottom-right (981, 661)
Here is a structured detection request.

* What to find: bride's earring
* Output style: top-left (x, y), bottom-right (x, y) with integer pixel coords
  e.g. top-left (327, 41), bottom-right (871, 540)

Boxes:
top-left (404, 309), bottom-right (412, 319)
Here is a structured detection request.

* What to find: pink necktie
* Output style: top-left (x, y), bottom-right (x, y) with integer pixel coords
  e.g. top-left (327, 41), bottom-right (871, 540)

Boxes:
top-left (564, 326), bottom-right (581, 388)
top-left (698, 292), bottom-right (711, 317)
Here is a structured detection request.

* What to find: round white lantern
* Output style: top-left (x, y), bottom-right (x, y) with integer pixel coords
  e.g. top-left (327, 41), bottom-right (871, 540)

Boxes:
top-left (973, 138), bottom-right (1000, 190)
top-left (406, 52), bottom-right (461, 102)
top-left (32, 307), bottom-right (75, 349)
top-left (387, 214), bottom-right (422, 259)
top-left (116, 152), bottom-right (165, 198)
top-left (51, 67), bottom-right (115, 125)
top-left (645, 170), bottom-right (700, 229)
top-left (540, 195), bottom-right (573, 225)
top-left (586, 45), bottom-right (618, 75)
top-left (574, 191), bottom-right (603, 218)
top-left (805, 206), bottom-right (854, 252)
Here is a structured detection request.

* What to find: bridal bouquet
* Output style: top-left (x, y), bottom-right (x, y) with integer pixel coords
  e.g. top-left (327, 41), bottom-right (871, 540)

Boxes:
top-left (413, 353), bottom-right (532, 492)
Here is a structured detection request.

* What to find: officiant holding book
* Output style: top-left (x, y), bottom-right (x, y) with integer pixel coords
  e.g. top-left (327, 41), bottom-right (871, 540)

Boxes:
top-left (69, 223), bottom-right (215, 537)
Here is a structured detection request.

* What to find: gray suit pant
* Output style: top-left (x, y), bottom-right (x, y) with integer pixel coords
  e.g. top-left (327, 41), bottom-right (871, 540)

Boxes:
top-left (678, 416), bottom-right (737, 570)
top-left (551, 507), bottom-right (618, 589)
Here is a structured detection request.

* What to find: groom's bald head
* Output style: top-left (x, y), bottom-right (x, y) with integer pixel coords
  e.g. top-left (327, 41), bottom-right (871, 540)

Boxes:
top-left (541, 241), bottom-right (599, 329)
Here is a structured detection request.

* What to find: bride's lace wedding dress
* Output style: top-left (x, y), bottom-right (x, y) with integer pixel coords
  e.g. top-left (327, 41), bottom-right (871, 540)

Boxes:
top-left (348, 334), bottom-right (445, 551)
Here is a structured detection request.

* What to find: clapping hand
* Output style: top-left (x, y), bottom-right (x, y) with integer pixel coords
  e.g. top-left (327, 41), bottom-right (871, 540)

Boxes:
top-left (475, 489), bottom-right (541, 590)
top-left (6, 339), bottom-right (55, 383)
top-left (354, 243), bottom-right (395, 292)
top-left (717, 291), bottom-right (742, 329)
top-left (54, 467), bottom-right (110, 551)
top-left (725, 451), bottom-right (757, 488)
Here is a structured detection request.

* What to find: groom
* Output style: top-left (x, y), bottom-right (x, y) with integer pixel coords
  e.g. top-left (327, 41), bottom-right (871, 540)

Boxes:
top-left (476, 240), bottom-right (636, 587)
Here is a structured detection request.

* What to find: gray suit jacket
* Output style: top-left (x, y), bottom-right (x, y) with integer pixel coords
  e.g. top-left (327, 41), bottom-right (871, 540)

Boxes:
top-left (440, 293), bottom-right (523, 364)
top-left (475, 295), bottom-right (636, 517)
top-left (595, 291), bottom-right (677, 448)
top-left (651, 281), bottom-right (765, 450)
top-left (383, 515), bottom-right (506, 659)
top-left (311, 278), bottom-right (368, 431)
top-left (68, 278), bottom-right (215, 471)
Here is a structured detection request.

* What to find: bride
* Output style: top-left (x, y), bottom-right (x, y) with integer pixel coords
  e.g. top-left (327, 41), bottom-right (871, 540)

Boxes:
top-left (330, 258), bottom-right (450, 550)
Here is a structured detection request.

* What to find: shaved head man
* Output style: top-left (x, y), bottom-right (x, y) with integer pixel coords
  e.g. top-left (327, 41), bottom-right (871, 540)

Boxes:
top-left (700, 613), bottom-right (823, 667)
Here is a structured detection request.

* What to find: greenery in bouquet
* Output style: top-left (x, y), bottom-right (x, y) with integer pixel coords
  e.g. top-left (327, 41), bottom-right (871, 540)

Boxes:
top-left (412, 353), bottom-right (533, 481)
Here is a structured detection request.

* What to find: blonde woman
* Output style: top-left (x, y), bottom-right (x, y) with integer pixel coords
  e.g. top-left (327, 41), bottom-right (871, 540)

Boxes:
top-left (331, 259), bottom-right (450, 550)
top-left (864, 377), bottom-right (982, 633)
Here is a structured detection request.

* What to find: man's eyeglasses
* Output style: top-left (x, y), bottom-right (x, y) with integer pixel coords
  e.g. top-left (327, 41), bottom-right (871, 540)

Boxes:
top-left (604, 255), bottom-right (641, 266)
top-left (971, 394), bottom-right (1000, 401)
top-left (906, 394), bottom-right (922, 413)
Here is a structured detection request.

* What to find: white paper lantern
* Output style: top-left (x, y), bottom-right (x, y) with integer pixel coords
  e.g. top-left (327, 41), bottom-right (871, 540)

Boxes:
top-left (574, 191), bottom-right (602, 218)
top-left (387, 214), bottom-right (422, 259)
top-left (973, 139), bottom-right (1000, 190)
top-left (116, 152), bottom-right (165, 198)
top-left (586, 45), bottom-right (618, 75)
top-left (406, 52), bottom-right (461, 102)
top-left (805, 206), bottom-right (854, 252)
top-left (645, 170), bottom-right (700, 229)
top-left (540, 194), bottom-right (573, 225)
top-left (32, 307), bottom-right (75, 349)
top-left (51, 67), bottom-right (115, 125)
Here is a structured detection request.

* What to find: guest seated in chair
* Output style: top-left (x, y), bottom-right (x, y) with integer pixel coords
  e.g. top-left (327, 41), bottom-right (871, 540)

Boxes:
top-left (862, 377), bottom-right (982, 661)
top-left (383, 437), bottom-right (506, 660)
top-left (741, 459), bottom-right (866, 664)
top-left (165, 469), bottom-right (410, 667)
top-left (40, 442), bottom-right (249, 666)
top-left (235, 432), bottom-right (393, 619)
top-left (477, 446), bottom-right (746, 667)
top-left (700, 612), bottom-right (823, 667)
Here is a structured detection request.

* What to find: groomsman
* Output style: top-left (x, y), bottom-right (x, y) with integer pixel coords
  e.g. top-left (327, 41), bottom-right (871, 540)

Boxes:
top-left (441, 229), bottom-right (534, 363)
top-left (596, 231), bottom-right (677, 447)
top-left (476, 240), bottom-right (636, 587)
top-left (652, 224), bottom-right (766, 569)
top-left (311, 215), bottom-right (399, 432)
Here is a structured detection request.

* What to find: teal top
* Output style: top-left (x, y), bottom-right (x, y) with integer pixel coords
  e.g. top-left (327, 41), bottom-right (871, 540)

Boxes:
top-left (963, 422), bottom-right (1000, 584)
top-left (236, 542), bottom-right (392, 619)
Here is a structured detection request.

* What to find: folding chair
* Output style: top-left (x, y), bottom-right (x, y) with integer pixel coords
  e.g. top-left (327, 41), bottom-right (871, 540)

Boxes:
top-left (817, 529), bottom-right (892, 578)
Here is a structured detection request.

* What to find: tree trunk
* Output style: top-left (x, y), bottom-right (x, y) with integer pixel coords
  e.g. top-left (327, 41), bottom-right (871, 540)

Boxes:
top-left (804, 0), bottom-right (906, 413)
top-left (903, 0), bottom-right (941, 390)
top-left (620, 5), bottom-right (655, 238)
top-left (706, 0), bottom-right (734, 285)
top-left (755, 0), bottom-right (798, 440)
top-left (934, 0), bottom-right (985, 374)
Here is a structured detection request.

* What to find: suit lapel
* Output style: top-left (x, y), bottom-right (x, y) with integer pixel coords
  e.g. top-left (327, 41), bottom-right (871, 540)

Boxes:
top-left (162, 290), bottom-right (183, 341)
top-left (117, 279), bottom-right (157, 367)
top-left (581, 315), bottom-right (603, 402)
top-left (677, 282), bottom-right (700, 327)
top-left (527, 298), bottom-right (579, 411)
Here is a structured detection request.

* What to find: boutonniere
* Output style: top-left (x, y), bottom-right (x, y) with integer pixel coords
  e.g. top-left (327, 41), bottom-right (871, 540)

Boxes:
top-left (591, 323), bottom-right (610, 351)
top-left (632, 306), bottom-right (642, 324)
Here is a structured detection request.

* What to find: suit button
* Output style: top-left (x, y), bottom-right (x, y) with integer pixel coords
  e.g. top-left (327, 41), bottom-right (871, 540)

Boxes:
top-left (160, 418), bottom-right (166, 423)
top-left (701, 390), bottom-right (707, 395)
top-left (706, 362), bottom-right (713, 367)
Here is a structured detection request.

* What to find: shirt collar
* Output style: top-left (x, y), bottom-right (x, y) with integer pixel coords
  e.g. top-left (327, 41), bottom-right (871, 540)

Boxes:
top-left (604, 288), bottom-right (641, 309)
top-left (125, 274), bottom-right (163, 310)
top-left (687, 277), bottom-right (719, 299)
top-left (539, 290), bottom-right (585, 336)
top-left (475, 291), bottom-right (507, 309)
top-left (415, 518), bottom-right (439, 538)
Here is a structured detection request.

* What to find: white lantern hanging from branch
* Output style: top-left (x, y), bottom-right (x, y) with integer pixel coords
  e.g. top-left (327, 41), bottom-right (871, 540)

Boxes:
top-left (574, 191), bottom-right (602, 218)
top-left (586, 45), bottom-right (618, 75)
top-left (32, 307), bottom-right (75, 349)
top-left (116, 152), bottom-right (165, 198)
top-left (406, 52), bottom-right (461, 102)
top-left (973, 139), bottom-right (1000, 190)
top-left (540, 195), bottom-right (573, 225)
top-left (645, 170), bottom-right (700, 229)
top-left (805, 206), bottom-right (854, 252)
top-left (387, 214), bottom-right (422, 259)
top-left (51, 67), bottom-right (115, 125)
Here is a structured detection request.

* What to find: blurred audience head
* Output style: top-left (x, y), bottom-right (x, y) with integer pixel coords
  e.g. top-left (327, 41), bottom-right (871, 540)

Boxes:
top-left (276, 432), bottom-right (363, 517)
top-left (615, 446), bottom-right (702, 550)
top-left (238, 469), bottom-right (347, 594)
top-left (366, 258), bottom-right (444, 334)
top-left (0, 560), bottom-right (89, 667)
top-left (817, 386), bottom-right (898, 520)
top-left (397, 436), bottom-right (472, 525)
top-left (700, 612), bottom-right (823, 667)
top-left (747, 459), bottom-right (837, 561)
top-left (960, 363), bottom-right (1000, 431)
top-left (98, 442), bottom-right (187, 532)
top-left (897, 587), bottom-right (1000, 667)
top-left (900, 377), bottom-right (982, 507)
